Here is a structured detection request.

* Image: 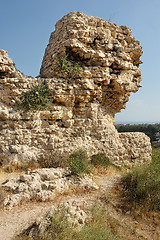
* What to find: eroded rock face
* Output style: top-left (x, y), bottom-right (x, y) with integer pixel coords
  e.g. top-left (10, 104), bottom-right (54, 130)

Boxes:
top-left (0, 50), bottom-right (23, 78)
top-left (0, 12), bottom-right (152, 167)
top-left (40, 11), bottom-right (143, 114)
top-left (1, 168), bottom-right (98, 208)
top-left (21, 202), bottom-right (87, 238)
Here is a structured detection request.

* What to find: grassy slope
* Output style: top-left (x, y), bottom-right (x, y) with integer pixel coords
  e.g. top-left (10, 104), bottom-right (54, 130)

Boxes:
top-left (122, 148), bottom-right (160, 212)
top-left (1, 149), bottom-right (160, 240)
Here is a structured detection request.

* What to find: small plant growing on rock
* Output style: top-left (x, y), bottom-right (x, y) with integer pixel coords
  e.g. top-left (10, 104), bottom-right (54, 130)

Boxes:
top-left (15, 207), bottom-right (74, 240)
top-left (14, 206), bottom-right (120, 240)
top-left (67, 149), bottom-right (91, 176)
top-left (91, 153), bottom-right (110, 168)
top-left (54, 55), bottom-right (82, 78)
top-left (72, 127), bottom-right (85, 137)
top-left (19, 81), bottom-right (52, 110)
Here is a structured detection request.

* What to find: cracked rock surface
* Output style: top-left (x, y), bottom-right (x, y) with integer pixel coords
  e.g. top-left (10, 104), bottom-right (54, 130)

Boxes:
top-left (1, 167), bottom-right (98, 208)
top-left (0, 12), bottom-right (152, 167)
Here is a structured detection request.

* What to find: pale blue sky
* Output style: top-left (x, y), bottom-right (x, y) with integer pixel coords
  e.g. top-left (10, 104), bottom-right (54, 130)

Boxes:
top-left (0, 0), bottom-right (160, 123)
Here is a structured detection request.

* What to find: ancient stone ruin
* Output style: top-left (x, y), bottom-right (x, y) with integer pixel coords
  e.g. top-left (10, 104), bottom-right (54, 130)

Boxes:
top-left (1, 167), bottom-right (99, 208)
top-left (0, 12), bottom-right (152, 168)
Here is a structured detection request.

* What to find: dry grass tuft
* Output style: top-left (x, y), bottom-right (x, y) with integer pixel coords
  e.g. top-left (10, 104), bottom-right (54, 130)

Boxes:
top-left (0, 187), bottom-right (8, 207)
top-left (0, 161), bottom-right (39, 174)
top-left (93, 165), bottom-right (120, 176)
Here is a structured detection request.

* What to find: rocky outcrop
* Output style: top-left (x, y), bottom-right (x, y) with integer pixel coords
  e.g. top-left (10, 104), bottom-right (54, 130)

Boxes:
top-left (40, 11), bottom-right (142, 114)
top-left (20, 202), bottom-right (87, 239)
top-left (0, 12), bottom-right (152, 168)
top-left (31, 203), bottom-right (87, 235)
top-left (1, 167), bottom-right (98, 208)
top-left (0, 50), bottom-right (23, 79)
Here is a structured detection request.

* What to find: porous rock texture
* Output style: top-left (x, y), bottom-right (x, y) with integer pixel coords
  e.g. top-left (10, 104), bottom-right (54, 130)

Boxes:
top-left (22, 203), bottom-right (87, 238)
top-left (0, 12), bottom-right (151, 168)
top-left (0, 49), bottom-right (23, 79)
top-left (1, 167), bottom-right (98, 208)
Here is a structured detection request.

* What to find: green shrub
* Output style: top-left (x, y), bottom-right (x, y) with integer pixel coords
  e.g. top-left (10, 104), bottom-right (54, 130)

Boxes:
top-left (72, 127), bottom-right (85, 137)
top-left (116, 123), bottom-right (159, 142)
top-left (153, 143), bottom-right (160, 148)
top-left (75, 224), bottom-right (120, 240)
top-left (15, 207), bottom-right (74, 240)
top-left (122, 148), bottom-right (160, 211)
top-left (91, 153), bottom-right (110, 168)
top-left (19, 81), bottom-right (52, 110)
top-left (38, 207), bottom-right (73, 240)
top-left (67, 149), bottom-right (91, 176)
top-left (54, 55), bottom-right (82, 78)
top-left (14, 207), bottom-right (121, 240)
top-left (75, 207), bottom-right (120, 240)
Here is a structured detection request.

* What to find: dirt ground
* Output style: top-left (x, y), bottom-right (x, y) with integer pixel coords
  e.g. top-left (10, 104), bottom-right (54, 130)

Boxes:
top-left (0, 171), bottom-right (160, 240)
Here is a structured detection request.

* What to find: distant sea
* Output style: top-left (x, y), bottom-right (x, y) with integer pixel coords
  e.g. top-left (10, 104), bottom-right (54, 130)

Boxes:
top-left (115, 121), bottom-right (160, 125)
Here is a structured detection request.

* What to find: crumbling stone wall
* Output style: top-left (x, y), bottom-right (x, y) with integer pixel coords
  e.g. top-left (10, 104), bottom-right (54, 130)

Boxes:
top-left (0, 12), bottom-right (152, 168)
top-left (40, 11), bottom-right (142, 114)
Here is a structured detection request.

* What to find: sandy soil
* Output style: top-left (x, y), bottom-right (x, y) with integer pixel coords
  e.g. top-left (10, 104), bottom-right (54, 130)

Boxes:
top-left (0, 172), bottom-right (25, 185)
top-left (0, 173), bottom-right (120, 240)
top-left (0, 173), bottom-right (159, 240)
top-left (0, 202), bottom-right (54, 240)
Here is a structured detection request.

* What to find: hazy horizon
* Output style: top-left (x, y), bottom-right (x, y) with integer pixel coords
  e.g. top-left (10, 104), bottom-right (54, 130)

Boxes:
top-left (115, 120), bottom-right (160, 125)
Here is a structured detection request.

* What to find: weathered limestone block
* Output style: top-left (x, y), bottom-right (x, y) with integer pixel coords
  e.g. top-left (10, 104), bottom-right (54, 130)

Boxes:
top-left (28, 203), bottom-right (87, 238)
top-left (1, 167), bottom-right (99, 208)
top-left (0, 12), bottom-right (152, 168)
top-left (40, 11), bottom-right (142, 114)
top-left (119, 132), bottom-right (152, 167)
top-left (0, 50), bottom-right (23, 78)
